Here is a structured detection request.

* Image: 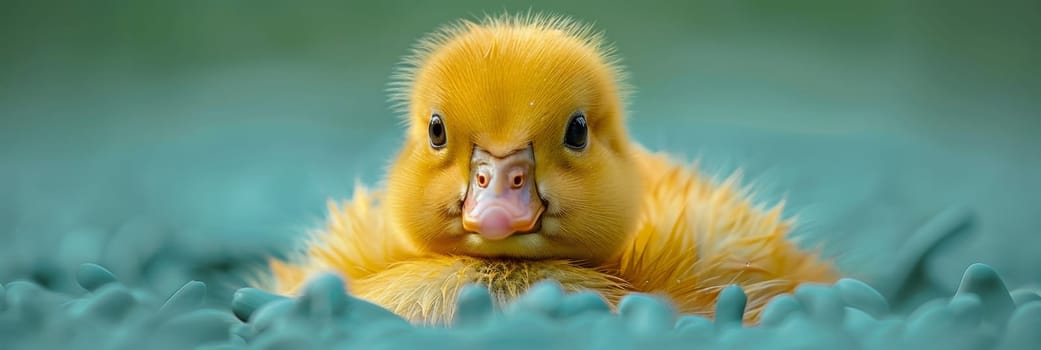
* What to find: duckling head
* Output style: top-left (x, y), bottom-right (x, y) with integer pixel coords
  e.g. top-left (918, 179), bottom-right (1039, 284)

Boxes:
top-left (384, 14), bottom-right (641, 265)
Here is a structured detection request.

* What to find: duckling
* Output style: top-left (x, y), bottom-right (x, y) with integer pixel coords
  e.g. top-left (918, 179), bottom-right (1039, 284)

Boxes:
top-left (262, 13), bottom-right (839, 325)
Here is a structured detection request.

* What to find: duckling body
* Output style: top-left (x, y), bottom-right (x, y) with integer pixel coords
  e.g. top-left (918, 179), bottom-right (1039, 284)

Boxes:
top-left (264, 14), bottom-right (838, 325)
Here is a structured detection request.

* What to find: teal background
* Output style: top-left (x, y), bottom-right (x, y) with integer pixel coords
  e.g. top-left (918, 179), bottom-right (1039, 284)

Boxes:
top-left (1, 0), bottom-right (1039, 313)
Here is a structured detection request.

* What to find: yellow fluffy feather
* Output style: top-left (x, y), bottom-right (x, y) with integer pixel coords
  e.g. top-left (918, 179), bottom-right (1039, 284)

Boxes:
top-left (262, 13), bottom-right (838, 325)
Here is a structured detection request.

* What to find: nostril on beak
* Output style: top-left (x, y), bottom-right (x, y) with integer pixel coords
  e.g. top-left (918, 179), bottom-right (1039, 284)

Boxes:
top-left (510, 174), bottom-right (524, 189)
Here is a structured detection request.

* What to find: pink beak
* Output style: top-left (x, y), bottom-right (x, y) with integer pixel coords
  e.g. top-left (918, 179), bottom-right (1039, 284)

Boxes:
top-left (462, 146), bottom-right (545, 240)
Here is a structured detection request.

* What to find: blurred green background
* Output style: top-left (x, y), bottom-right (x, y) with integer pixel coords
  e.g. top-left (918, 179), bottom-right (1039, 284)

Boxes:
top-left (1, 0), bottom-right (1039, 311)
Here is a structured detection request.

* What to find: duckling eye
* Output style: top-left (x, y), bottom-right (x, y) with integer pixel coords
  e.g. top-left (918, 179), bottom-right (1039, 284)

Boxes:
top-left (428, 114), bottom-right (447, 149)
top-left (563, 113), bottom-right (588, 150)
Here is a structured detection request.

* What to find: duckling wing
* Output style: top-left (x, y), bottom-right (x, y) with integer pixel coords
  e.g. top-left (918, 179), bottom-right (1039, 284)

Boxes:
top-left (265, 186), bottom-right (416, 295)
top-left (615, 150), bottom-right (838, 322)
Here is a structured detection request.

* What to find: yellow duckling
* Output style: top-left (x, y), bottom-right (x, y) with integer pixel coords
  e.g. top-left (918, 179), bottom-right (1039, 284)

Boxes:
top-left (263, 13), bottom-right (838, 325)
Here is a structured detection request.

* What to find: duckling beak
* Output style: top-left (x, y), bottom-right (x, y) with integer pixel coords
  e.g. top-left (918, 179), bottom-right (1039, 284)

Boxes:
top-left (462, 145), bottom-right (545, 241)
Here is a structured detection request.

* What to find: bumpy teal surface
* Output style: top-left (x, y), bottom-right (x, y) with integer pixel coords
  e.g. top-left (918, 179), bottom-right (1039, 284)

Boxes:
top-left (2, 262), bottom-right (1039, 349)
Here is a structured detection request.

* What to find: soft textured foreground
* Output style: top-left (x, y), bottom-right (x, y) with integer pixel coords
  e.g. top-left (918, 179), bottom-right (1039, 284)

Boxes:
top-left (1, 262), bottom-right (1038, 350)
